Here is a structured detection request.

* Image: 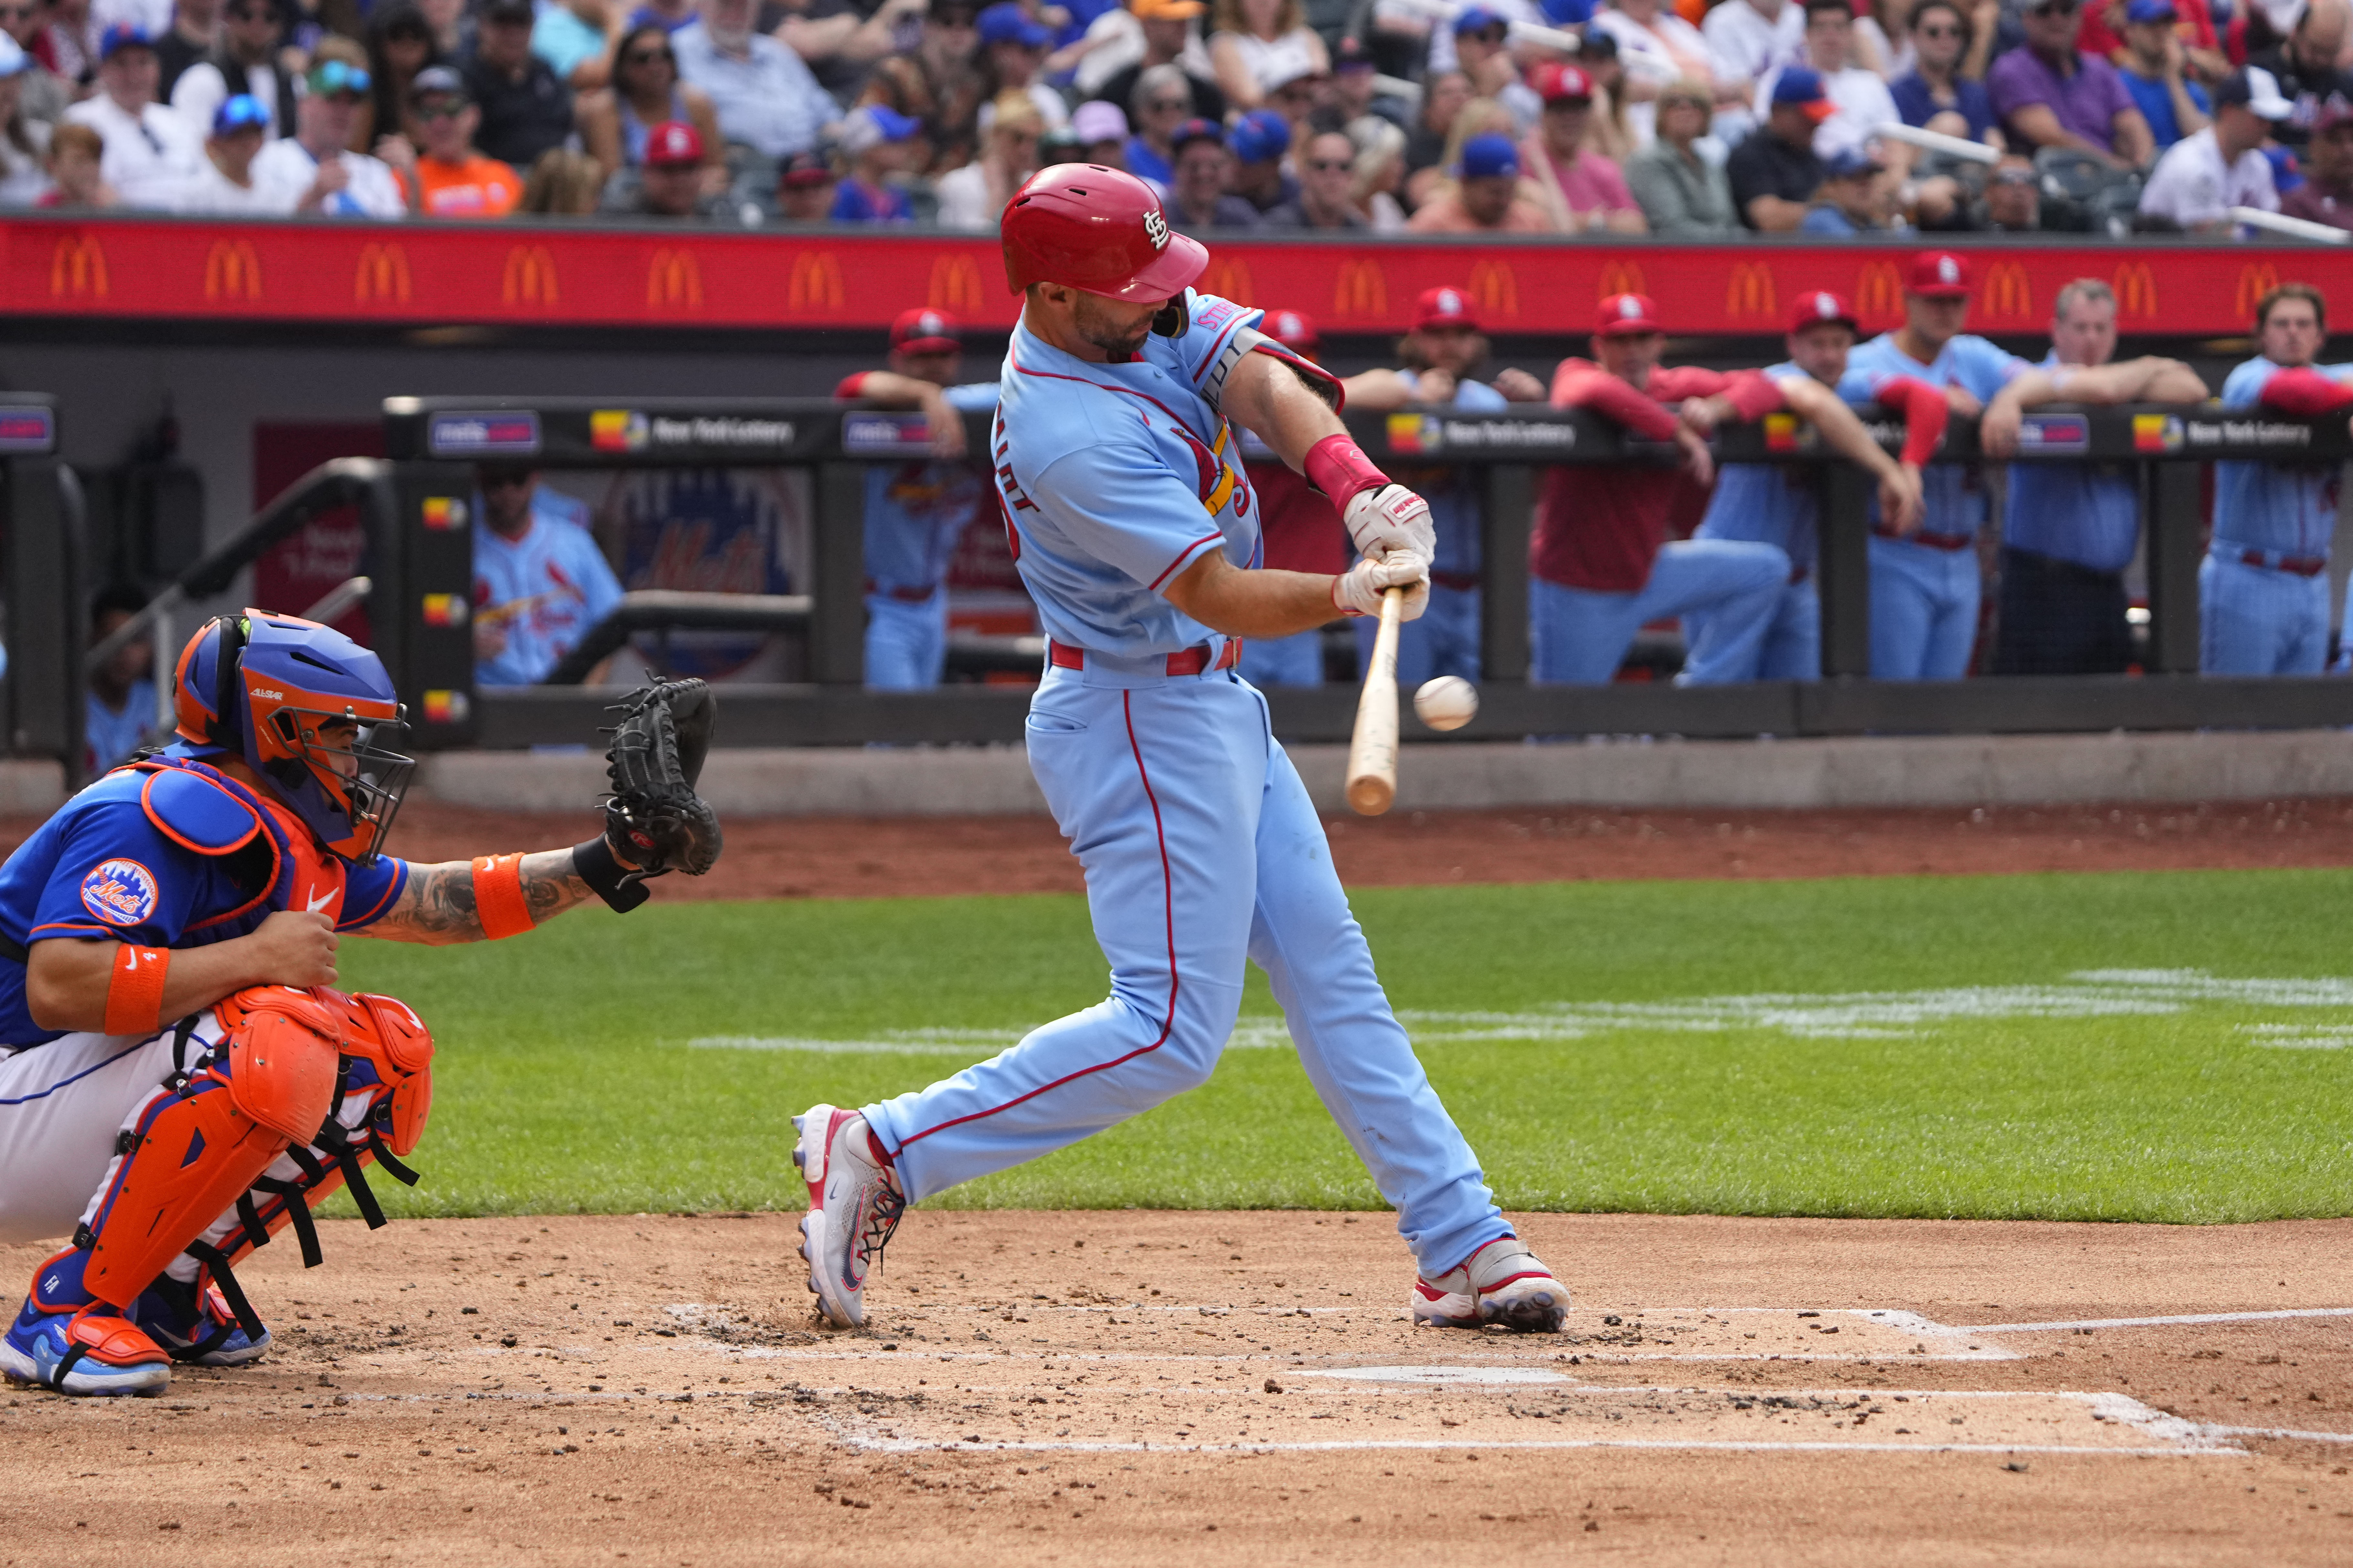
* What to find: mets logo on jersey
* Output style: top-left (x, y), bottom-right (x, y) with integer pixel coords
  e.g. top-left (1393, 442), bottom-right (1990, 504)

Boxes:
top-left (80, 858), bottom-right (159, 926)
top-left (1143, 208), bottom-right (1170, 251)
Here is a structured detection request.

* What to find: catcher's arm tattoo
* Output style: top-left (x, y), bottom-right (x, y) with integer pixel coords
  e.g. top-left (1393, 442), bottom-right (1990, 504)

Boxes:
top-left (364, 849), bottom-right (601, 946)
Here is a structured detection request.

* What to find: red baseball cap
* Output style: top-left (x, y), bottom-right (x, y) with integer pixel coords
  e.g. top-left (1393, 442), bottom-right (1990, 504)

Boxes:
top-left (1595, 292), bottom-right (1663, 336)
top-left (1262, 308), bottom-right (1319, 350)
top-left (1414, 285), bottom-right (1480, 332)
top-left (1529, 61), bottom-right (1595, 103)
top-left (1788, 289), bottom-right (1858, 334)
top-left (1905, 251), bottom-right (1971, 298)
top-left (644, 119), bottom-right (704, 168)
top-left (891, 307), bottom-right (961, 356)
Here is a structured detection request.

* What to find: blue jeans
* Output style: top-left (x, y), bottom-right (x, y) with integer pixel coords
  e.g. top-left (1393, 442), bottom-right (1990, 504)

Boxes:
top-left (1868, 534), bottom-right (1981, 681)
top-left (1237, 627), bottom-right (1325, 688)
top-left (865, 590), bottom-right (949, 690)
top-left (1529, 539), bottom-right (1789, 685)
top-left (1357, 583), bottom-right (1481, 688)
top-left (2199, 551), bottom-right (2331, 675)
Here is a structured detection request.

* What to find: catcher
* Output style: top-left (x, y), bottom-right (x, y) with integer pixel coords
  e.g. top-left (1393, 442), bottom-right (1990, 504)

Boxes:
top-left (0, 610), bottom-right (719, 1396)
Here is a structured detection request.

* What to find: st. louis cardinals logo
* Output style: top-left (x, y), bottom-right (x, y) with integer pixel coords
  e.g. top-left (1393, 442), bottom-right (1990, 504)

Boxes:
top-left (80, 858), bottom-right (159, 926)
top-left (1142, 208), bottom-right (1170, 252)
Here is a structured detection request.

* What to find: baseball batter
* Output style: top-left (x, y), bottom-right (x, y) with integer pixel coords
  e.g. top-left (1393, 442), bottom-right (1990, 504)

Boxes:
top-left (0, 613), bottom-right (717, 1395)
top-left (795, 164), bottom-right (1569, 1336)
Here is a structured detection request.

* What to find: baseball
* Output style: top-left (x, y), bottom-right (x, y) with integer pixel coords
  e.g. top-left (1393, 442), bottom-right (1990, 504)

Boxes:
top-left (1414, 676), bottom-right (1479, 731)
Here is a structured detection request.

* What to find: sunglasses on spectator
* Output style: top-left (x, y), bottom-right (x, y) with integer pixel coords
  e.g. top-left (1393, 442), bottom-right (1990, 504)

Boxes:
top-left (624, 47), bottom-right (674, 65)
top-left (1305, 156), bottom-right (1350, 170)
top-left (1916, 21), bottom-right (1959, 35)
top-left (415, 99), bottom-right (466, 118)
top-left (1147, 95), bottom-right (1189, 111)
top-left (308, 59), bottom-right (371, 97)
top-left (227, 4), bottom-right (280, 20)
top-left (1465, 25), bottom-right (1507, 40)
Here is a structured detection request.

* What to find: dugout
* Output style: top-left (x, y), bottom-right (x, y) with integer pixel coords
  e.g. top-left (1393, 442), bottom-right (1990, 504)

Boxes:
top-left (0, 397), bottom-right (86, 781)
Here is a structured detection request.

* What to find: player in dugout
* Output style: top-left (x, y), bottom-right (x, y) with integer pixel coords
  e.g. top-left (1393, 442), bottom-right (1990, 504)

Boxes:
top-left (0, 612), bottom-right (717, 1395)
top-left (1532, 292), bottom-right (1924, 685)
top-left (1682, 290), bottom-right (1946, 683)
top-left (832, 308), bottom-right (1004, 689)
top-left (2195, 282), bottom-right (2353, 675)
top-left (470, 462), bottom-right (625, 687)
top-left (1974, 279), bottom-right (2211, 676)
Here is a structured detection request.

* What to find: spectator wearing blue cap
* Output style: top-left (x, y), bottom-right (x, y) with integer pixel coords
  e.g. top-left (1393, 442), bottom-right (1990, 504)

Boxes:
top-left (1448, 6), bottom-right (1541, 133)
top-left (674, 0), bottom-right (833, 156)
top-left (1407, 0), bottom-right (1531, 79)
top-left (1225, 104), bottom-right (1295, 210)
top-left (1205, 0), bottom-right (1325, 112)
top-left (1165, 113), bottom-right (1261, 230)
top-left (1726, 64), bottom-right (1828, 229)
top-left (831, 102), bottom-right (920, 219)
top-left (1799, 145), bottom-right (1903, 232)
top-left (179, 89), bottom-right (274, 211)
top-left (60, 24), bottom-right (202, 207)
top-left (1754, 1), bottom-right (1902, 163)
top-left (2117, 0), bottom-right (2210, 152)
top-left (977, 1), bottom-right (1070, 132)
top-left (1407, 130), bottom-right (1557, 229)
top-left (0, 34), bottom-right (53, 206)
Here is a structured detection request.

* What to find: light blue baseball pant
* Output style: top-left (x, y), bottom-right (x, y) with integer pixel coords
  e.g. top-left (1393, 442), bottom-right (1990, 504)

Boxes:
top-left (864, 591), bottom-right (949, 690)
top-left (1237, 627), bottom-right (1324, 687)
top-left (1529, 539), bottom-right (1789, 685)
top-left (861, 658), bottom-right (1511, 1278)
top-left (1358, 584), bottom-right (1481, 688)
top-left (2199, 552), bottom-right (2332, 675)
top-left (1868, 534), bottom-right (1981, 681)
top-left (1680, 576), bottom-right (1821, 683)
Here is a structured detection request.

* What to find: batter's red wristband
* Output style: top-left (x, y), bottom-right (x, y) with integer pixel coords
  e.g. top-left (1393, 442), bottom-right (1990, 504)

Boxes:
top-left (1303, 434), bottom-right (1389, 506)
top-left (471, 854), bottom-right (533, 941)
top-left (103, 944), bottom-right (170, 1036)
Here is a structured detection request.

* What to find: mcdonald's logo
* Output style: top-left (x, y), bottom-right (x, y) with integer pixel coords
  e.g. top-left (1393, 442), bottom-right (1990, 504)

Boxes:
top-left (1595, 259), bottom-right (1646, 299)
top-left (2112, 261), bottom-right (2157, 321)
top-left (354, 242), bottom-right (411, 303)
top-left (788, 249), bottom-right (845, 312)
top-left (646, 248), bottom-right (703, 310)
top-left (1979, 260), bottom-right (2033, 322)
top-left (49, 233), bottom-right (106, 299)
top-left (203, 238), bottom-right (262, 303)
top-left (927, 252), bottom-right (986, 314)
top-left (1466, 259), bottom-right (1519, 320)
top-left (2235, 262), bottom-right (2282, 322)
top-left (1201, 255), bottom-right (1253, 305)
top-left (502, 245), bottom-right (560, 307)
top-left (1724, 261), bottom-right (1776, 322)
top-left (1330, 258), bottom-right (1386, 318)
top-left (1854, 259), bottom-right (1903, 325)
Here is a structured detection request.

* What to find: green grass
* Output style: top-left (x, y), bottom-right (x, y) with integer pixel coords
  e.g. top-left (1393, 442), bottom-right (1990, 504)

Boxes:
top-left (332, 868), bottom-right (2353, 1225)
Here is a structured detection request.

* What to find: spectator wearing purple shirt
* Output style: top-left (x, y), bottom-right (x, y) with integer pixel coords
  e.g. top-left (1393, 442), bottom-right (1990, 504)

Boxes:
top-left (1987, 0), bottom-right (2155, 168)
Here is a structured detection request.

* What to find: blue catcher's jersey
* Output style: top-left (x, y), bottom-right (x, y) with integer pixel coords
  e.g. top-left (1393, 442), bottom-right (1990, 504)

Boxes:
top-left (1839, 332), bottom-right (2030, 537)
top-left (2002, 350), bottom-right (2140, 574)
top-left (2213, 355), bottom-right (2353, 558)
top-left (1698, 362), bottom-right (1823, 573)
top-left (862, 381), bottom-right (1003, 594)
top-left (0, 752), bottom-right (408, 1049)
top-left (991, 290), bottom-right (1269, 658)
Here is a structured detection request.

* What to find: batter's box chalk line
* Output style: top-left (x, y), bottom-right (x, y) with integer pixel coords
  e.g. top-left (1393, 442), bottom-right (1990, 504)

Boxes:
top-left (676, 969), bottom-right (2353, 1055)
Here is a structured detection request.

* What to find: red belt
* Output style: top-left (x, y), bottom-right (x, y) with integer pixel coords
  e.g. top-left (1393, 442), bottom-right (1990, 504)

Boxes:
top-left (2243, 550), bottom-right (2328, 577)
top-left (865, 580), bottom-right (938, 603)
top-left (1048, 638), bottom-right (1242, 676)
top-left (1874, 525), bottom-right (1974, 552)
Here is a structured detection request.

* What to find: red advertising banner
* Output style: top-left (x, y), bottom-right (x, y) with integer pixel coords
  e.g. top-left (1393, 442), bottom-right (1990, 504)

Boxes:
top-left (5, 215), bottom-right (2342, 337)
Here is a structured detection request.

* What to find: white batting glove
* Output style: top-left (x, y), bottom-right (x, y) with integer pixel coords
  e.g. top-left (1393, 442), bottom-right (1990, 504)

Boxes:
top-left (1332, 550), bottom-right (1430, 621)
top-left (1342, 484), bottom-right (1436, 564)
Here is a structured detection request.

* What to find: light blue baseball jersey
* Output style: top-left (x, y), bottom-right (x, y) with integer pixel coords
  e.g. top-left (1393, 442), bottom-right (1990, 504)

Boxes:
top-left (471, 489), bottom-right (628, 687)
top-left (992, 290), bottom-right (1265, 658)
top-left (1839, 332), bottom-right (2030, 537)
top-left (862, 382), bottom-right (1002, 593)
top-left (1392, 370), bottom-right (1504, 578)
top-left (2213, 355), bottom-right (2353, 558)
top-left (1697, 362), bottom-right (1822, 574)
top-left (2002, 351), bottom-right (2139, 573)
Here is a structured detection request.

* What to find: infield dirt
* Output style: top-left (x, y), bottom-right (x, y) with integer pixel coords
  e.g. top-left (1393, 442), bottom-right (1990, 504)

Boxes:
top-left (4, 1212), bottom-right (2350, 1566)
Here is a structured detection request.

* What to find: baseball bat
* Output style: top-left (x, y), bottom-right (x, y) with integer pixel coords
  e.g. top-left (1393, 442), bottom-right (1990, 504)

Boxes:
top-left (1344, 586), bottom-right (1405, 816)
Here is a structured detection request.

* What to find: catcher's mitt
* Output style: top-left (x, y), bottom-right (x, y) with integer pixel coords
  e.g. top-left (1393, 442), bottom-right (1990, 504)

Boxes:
top-left (602, 678), bottom-right (723, 884)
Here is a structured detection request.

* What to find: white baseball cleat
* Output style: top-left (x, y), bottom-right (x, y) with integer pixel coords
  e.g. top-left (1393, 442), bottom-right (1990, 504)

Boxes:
top-left (792, 1104), bottom-right (905, 1329)
top-left (1409, 1237), bottom-right (1569, 1333)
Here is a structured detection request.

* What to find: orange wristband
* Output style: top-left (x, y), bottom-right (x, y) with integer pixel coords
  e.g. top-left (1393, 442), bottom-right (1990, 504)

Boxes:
top-left (470, 854), bottom-right (533, 941)
top-left (103, 944), bottom-right (170, 1036)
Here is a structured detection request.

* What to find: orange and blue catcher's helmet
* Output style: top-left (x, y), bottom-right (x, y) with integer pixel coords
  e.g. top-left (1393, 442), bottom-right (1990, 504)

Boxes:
top-left (171, 610), bottom-right (415, 862)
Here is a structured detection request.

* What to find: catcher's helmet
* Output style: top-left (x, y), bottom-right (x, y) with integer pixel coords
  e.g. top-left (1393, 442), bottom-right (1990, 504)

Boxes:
top-left (172, 611), bottom-right (416, 862)
top-left (1001, 163), bottom-right (1208, 303)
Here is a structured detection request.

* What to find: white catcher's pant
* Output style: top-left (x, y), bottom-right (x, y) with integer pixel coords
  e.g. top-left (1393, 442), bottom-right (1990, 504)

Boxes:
top-left (0, 1028), bottom-right (190, 1246)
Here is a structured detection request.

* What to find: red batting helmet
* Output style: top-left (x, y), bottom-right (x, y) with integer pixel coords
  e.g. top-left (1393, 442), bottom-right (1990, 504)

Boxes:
top-left (1001, 163), bottom-right (1208, 302)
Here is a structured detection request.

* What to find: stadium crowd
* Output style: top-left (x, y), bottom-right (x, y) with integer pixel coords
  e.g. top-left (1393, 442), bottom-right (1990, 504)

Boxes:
top-left (3, 0), bottom-right (2352, 227)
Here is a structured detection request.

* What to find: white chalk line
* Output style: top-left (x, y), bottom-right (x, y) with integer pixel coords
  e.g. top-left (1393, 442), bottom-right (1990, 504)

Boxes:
top-left (1970, 1307), bottom-right (2353, 1333)
top-left (841, 1436), bottom-right (2230, 1458)
top-left (2197, 1424), bottom-right (2353, 1444)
